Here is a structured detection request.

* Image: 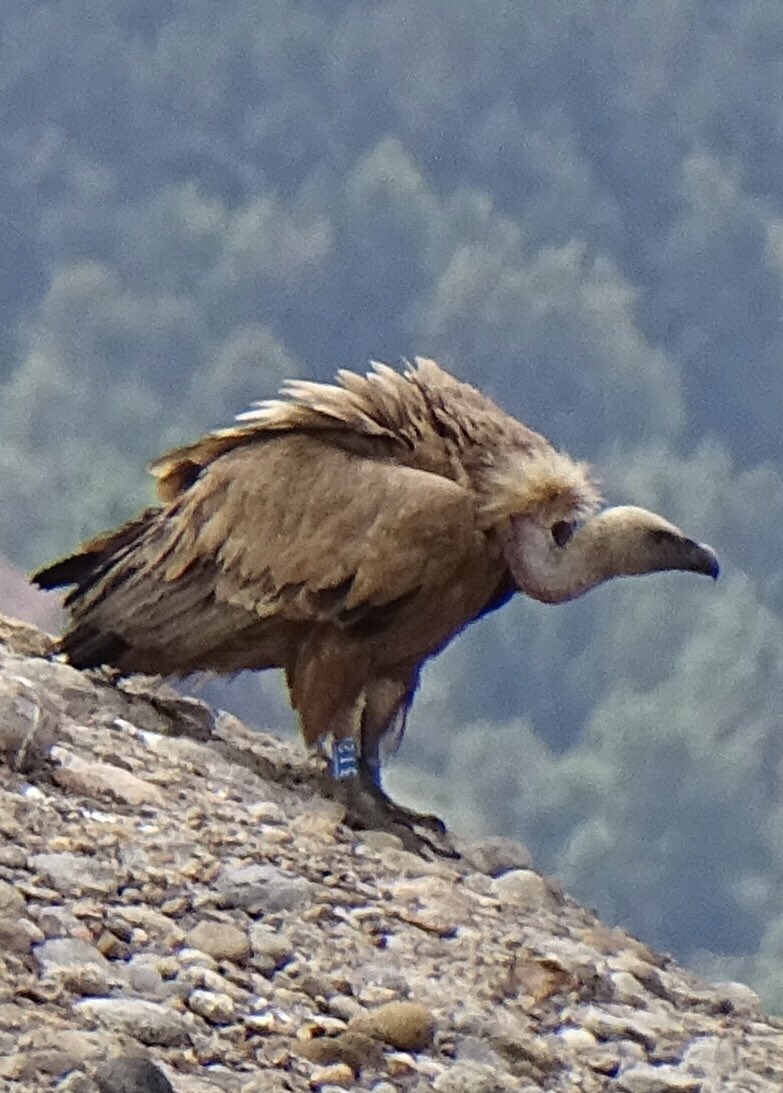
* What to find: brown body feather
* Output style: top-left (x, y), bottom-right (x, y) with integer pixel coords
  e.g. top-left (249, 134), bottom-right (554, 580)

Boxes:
top-left (33, 358), bottom-right (717, 767)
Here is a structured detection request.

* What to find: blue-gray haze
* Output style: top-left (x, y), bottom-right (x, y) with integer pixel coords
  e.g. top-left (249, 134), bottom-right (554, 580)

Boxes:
top-left (3, 0), bottom-right (783, 1005)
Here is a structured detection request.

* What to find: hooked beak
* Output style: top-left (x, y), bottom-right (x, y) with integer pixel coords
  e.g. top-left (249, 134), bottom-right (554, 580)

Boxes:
top-left (687, 540), bottom-right (720, 580)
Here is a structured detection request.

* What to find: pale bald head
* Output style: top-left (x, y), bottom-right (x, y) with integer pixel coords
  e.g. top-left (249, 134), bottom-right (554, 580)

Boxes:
top-left (502, 504), bottom-right (719, 604)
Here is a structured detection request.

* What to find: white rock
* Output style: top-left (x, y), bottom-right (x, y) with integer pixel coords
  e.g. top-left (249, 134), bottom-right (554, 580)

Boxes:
top-left (611, 971), bottom-right (650, 1005)
top-left (711, 979), bottom-right (762, 1012)
top-left (74, 998), bottom-right (192, 1046)
top-left (490, 869), bottom-right (549, 907)
top-left (554, 1026), bottom-right (598, 1050)
top-left (188, 988), bottom-right (236, 1025)
top-left (617, 1064), bottom-right (702, 1092)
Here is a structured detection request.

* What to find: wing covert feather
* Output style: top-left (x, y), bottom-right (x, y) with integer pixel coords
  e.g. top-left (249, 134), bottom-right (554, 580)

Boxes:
top-left (171, 436), bottom-right (481, 626)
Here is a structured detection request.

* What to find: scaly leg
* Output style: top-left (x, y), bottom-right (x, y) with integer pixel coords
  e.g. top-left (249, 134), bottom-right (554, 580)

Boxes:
top-left (331, 758), bottom-right (455, 857)
top-left (357, 675), bottom-right (447, 835)
top-left (292, 662), bottom-right (455, 854)
top-left (358, 746), bottom-right (446, 836)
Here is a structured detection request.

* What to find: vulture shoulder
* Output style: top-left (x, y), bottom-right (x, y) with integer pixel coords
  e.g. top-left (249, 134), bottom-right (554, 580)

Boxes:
top-left (148, 357), bottom-right (550, 503)
top-left (165, 434), bottom-right (491, 632)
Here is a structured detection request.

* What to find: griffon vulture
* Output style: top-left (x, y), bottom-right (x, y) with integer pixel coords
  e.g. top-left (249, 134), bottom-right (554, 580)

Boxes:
top-left (34, 359), bottom-right (719, 848)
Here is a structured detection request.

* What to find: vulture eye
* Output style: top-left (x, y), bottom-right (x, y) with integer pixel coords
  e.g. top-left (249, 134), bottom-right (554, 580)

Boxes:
top-left (551, 520), bottom-right (576, 547)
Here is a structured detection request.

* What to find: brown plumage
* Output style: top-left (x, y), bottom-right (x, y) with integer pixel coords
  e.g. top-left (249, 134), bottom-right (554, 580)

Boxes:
top-left (33, 358), bottom-right (719, 846)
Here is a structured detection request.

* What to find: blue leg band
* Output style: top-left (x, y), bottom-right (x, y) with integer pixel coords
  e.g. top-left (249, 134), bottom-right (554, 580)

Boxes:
top-left (332, 737), bottom-right (358, 779)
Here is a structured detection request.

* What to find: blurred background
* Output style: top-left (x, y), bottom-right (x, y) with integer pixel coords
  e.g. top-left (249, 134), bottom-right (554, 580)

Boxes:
top-left (3, 0), bottom-right (783, 1006)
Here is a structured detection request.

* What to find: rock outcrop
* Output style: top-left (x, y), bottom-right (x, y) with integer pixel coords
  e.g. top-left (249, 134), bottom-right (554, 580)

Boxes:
top-left (0, 614), bottom-right (780, 1092)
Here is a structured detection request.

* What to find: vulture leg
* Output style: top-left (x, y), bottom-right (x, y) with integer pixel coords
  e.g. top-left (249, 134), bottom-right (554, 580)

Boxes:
top-left (321, 678), bottom-right (447, 846)
top-left (357, 744), bottom-right (447, 836)
top-left (327, 733), bottom-right (453, 855)
top-left (292, 661), bottom-right (454, 853)
top-left (357, 677), bottom-right (447, 835)
top-left (331, 767), bottom-right (455, 857)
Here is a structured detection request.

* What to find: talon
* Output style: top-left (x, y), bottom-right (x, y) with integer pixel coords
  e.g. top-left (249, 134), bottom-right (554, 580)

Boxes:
top-left (330, 775), bottom-right (457, 858)
top-left (360, 775), bottom-right (447, 834)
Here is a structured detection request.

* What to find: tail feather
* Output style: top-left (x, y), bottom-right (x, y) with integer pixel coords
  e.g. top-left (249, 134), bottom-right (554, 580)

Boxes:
top-left (33, 505), bottom-right (272, 676)
top-left (31, 507), bottom-right (159, 596)
top-left (33, 553), bottom-right (102, 591)
top-left (32, 509), bottom-right (160, 670)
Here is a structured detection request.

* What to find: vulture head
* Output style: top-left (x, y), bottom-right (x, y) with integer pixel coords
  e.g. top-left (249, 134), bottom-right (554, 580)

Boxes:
top-left (501, 505), bottom-right (720, 604)
top-left (483, 447), bottom-right (718, 604)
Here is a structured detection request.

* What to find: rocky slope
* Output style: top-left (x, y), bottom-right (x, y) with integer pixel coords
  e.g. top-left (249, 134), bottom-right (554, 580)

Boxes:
top-left (0, 614), bottom-right (780, 1093)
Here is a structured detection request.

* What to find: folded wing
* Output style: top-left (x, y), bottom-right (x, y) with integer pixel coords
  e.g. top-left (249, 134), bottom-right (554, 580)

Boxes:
top-left (35, 433), bottom-right (486, 681)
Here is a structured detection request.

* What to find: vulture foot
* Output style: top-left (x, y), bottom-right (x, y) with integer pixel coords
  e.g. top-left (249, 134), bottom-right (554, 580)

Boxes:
top-left (361, 778), bottom-right (447, 835)
top-left (332, 776), bottom-right (457, 858)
